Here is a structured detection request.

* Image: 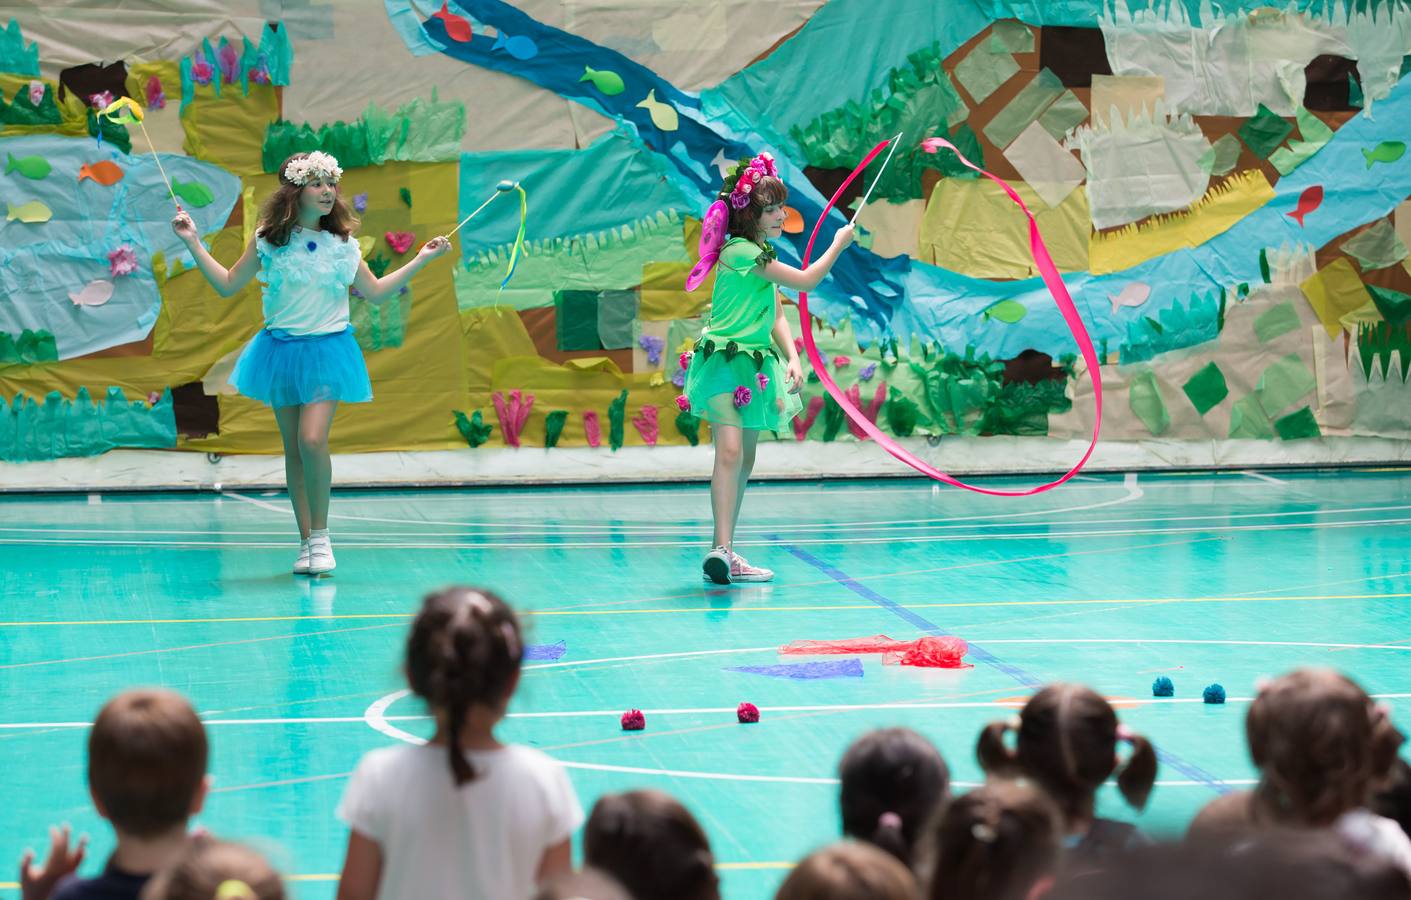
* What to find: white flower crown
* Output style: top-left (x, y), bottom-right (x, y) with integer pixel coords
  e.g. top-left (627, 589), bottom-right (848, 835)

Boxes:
top-left (283, 151), bottom-right (343, 186)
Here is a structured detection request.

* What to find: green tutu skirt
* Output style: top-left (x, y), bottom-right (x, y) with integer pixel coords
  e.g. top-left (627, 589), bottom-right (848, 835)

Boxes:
top-left (681, 338), bottom-right (803, 432)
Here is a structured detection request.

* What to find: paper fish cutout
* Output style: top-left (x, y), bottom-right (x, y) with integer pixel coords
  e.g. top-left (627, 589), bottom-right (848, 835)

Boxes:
top-left (69, 280), bottom-right (114, 307)
top-left (145, 75), bottom-right (166, 110)
top-left (78, 160), bottom-right (125, 186)
top-left (580, 66), bottom-right (625, 96)
top-left (710, 148), bottom-right (732, 177)
top-left (6, 200), bottom-right (52, 223)
top-left (384, 231), bottom-right (416, 254)
top-left (108, 245), bottom-right (138, 277)
top-left (1363, 141), bottom-right (1406, 168)
top-left (981, 299), bottom-right (1027, 323)
top-left (636, 89), bottom-right (679, 131)
top-left (492, 31), bottom-right (538, 60)
top-left (1287, 184), bottom-right (1323, 226)
top-left (782, 206), bottom-right (804, 234)
top-left (5, 153), bottom-right (50, 180)
top-left (1108, 281), bottom-right (1152, 314)
top-left (172, 180), bottom-right (215, 209)
top-left (432, 0), bottom-right (473, 42)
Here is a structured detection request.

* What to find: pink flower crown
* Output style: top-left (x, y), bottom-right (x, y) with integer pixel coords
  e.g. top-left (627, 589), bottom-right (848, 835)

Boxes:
top-left (721, 152), bottom-right (779, 210)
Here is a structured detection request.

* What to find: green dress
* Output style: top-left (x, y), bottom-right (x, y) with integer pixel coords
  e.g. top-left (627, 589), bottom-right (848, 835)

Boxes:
top-left (681, 237), bottom-right (803, 431)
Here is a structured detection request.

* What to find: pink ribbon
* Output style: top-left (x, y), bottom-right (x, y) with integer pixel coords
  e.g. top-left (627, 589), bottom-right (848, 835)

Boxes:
top-left (797, 136), bottom-right (1103, 496)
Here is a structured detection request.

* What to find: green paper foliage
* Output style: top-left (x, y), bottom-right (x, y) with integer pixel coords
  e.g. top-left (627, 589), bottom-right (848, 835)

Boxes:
top-left (350, 291), bottom-right (409, 352)
top-left (1, 387), bottom-right (176, 462)
top-left (1119, 292), bottom-right (1222, 364)
top-left (790, 41), bottom-right (969, 201)
top-left (821, 392), bottom-right (848, 441)
top-left (1128, 370), bottom-right (1170, 436)
top-left (607, 389), bottom-right (628, 450)
top-left (87, 108), bottom-right (132, 154)
top-left (1274, 406), bottom-right (1321, 439)
top-left (675, 410), bottom-right (702, 446)
top-left (908, 346), bottom-right (1072, 436)
top-left (1356, 321), bottom-right (1411, 381)
top-left (0, 82), bottom-right (61, 126)
top-left (1182, 362), bottom-right (1229, 415)
top-left (454, 409), bottom-right (493, 447)
top-left (0, 329), bottom-right (58, 366)
top-left (1238, 104), bottom-right (1293, 160)
top-left (0, 17), bottom-right (40, 75)
top-left (261, 90), bottom-right (466, 174)
top-left (885, 387), bottom-right (920, 436)
top-left (544, 410), bottom-right (568, 448)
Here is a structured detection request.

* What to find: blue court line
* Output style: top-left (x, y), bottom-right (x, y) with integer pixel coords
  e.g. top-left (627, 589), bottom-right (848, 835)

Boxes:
top-left (770, 539), bottom-right (1231, 795)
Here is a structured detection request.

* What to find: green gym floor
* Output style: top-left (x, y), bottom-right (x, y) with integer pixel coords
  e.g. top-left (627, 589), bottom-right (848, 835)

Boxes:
top-left (4, 469), bottom-right (1411, 898)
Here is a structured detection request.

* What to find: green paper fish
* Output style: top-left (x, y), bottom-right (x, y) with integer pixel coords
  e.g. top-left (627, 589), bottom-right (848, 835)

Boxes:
top-left (1363, 141), bottom-right (1406, 168)
top-left (981, 299), bottom-right (1027, 324)
top-left (635, 89), bottom-right (679, 131)
top-left (172, 180), bottom-right (215, 209)
top-left (399, 187), bottom-right (412, 207)
top-left (5, 153), bottom-right (51, 180)
top-left (6, 199), bottom-right (53, 223)
top-left (580, 66), bottom-right (625, 96)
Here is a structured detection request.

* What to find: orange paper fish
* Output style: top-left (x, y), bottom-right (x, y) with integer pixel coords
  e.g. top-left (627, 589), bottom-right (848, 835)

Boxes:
top-left (1286, 184), bottom-right (1323, 227)
top-left (78, 160), bottom-right (125, 186)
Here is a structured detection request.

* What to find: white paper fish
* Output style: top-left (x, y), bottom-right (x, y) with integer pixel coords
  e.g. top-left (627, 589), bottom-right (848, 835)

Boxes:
top-left (69, 279), bottom-right (114, 307)
top-left (711, 148), bottom-right (732, 178)
top-left (1108, 282), bottom-right (1152, 314)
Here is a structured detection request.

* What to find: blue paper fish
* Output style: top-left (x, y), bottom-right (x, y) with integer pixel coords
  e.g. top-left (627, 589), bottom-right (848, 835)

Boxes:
top-left (492, 31), bottom-right (538, 61)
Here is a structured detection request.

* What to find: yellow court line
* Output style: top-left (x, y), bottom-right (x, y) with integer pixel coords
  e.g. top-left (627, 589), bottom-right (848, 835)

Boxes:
top-left (4, 591), bottom-right (1410, 628)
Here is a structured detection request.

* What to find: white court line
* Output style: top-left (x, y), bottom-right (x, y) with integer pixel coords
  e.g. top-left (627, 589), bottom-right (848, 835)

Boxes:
top-left (9, 513), bottom-right (1411, 550)
top-left (1241, 471), bottom-right (1287, 485)
top-left (21, 499), bottom-right (1411, 541)
top-left (220, 477), bottom-right (1148, 532)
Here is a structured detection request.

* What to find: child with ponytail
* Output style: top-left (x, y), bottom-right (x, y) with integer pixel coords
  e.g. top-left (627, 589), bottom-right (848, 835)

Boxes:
top-left (976, 683), bottom-right (1157, 865)
top-left (336, 588), bottom-right (583, 900)
top-left (838, 727), bottom-right (951, 870)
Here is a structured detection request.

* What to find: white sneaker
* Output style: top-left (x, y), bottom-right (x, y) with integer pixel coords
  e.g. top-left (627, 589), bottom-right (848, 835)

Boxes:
top-left (307, 534), bottom-right (336, 575)
top-left (293, 540), bottom-right (311, 575)
top-left (702, 546), bottom-right (732, 585)
top-left (730, 552), bottom-right (774, 583)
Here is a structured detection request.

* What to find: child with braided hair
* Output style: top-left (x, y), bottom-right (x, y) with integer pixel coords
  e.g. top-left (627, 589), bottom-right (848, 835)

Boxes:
top-left (336, 588), bottom-right (582, 900)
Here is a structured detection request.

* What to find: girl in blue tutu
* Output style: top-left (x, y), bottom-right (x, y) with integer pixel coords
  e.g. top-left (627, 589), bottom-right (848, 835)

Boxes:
top-left (172, 151), bottom-right (450, 575)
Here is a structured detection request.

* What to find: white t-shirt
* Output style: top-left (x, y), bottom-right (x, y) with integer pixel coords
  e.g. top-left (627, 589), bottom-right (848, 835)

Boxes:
top-left (338, 743), bottom-right (584, 900)
top-left (255, 227), bottom-right (361, 336)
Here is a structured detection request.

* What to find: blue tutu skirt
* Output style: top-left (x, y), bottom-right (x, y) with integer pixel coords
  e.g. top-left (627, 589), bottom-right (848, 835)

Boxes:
top-left (230, 327), bottom-right (372, 408)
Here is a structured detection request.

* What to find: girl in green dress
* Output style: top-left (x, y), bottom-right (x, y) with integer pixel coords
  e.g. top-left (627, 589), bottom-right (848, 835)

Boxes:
top-left (679, 152), bottom-right (856, 585)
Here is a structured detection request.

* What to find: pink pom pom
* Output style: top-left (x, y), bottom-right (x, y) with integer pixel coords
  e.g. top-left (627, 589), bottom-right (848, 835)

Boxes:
top-left (621, 709), bottom-right (645, 731)
top-left (733, 386), bottom-right (752, 408)
top-left (737, 702), bottom-right (760, 724)
top-left (675, 395), bottom-right (691, 412)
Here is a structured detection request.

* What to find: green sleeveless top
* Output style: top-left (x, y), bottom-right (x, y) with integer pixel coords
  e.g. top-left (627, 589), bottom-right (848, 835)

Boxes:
top-left (700, 238), bottom-right (778, 351)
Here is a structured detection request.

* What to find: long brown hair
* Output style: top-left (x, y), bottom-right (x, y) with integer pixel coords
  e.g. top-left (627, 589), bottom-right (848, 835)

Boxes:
top-left (923, 780), bottom-right (1062, 900)
top-left (838, 727), bottom-right (950, 868)
top-left (976, 683), bottom-right (1158, 825)
top-left (584, 790), bottom-right (721, 900)
top-left (725, 175), bottom-right (787, 245)
top-left (1247, 668), bottom-right (1405, 826)
top-left (256, 152), bottom-right (358, 248)
top-left (404, 587), bottom-right (523, 786)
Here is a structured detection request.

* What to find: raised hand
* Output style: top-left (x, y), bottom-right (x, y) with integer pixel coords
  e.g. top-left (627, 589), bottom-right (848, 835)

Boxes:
top-left (171, 211), bottom-right (198, 243)
top-left (19, 825), bottom-right (88, 900)
top-left (418, 236), bottom-right (452, 260)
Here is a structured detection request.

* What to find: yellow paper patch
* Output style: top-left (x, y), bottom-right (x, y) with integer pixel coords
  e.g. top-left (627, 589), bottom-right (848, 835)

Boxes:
top-left (921, 178), bottom-right (1090, 278)
top-left (639, 261), bottom-right (710, 320)
top-left (1088, 169), bottom-right (1275, 275)
top-left (181, 83), bottom-right (280, 176)
top-left (1301, 258), bottom-right (1374, 339)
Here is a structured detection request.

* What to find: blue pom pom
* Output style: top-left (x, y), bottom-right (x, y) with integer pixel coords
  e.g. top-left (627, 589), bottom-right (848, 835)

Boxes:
top-left (1152, 676), bottom-right (1175, 697)
top-left (306, 240), bottom-right (318, 252)
top-left (1203, 683), bottom-right (1226, 704)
